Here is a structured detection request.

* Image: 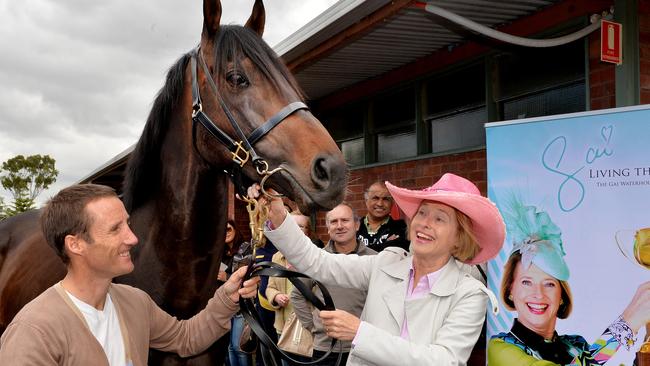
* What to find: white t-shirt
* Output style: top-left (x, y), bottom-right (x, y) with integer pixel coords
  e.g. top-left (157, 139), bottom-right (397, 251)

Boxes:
top-left (66, 291), bottom-right (127, 366)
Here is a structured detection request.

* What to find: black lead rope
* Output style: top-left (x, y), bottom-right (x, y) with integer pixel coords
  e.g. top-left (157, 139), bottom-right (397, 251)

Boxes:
top-left (240, 261), bottom-right (343, 366)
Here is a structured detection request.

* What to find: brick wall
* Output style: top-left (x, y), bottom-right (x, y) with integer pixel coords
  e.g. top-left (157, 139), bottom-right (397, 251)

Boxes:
top-left (589, 1), bottom-right (650, 107)
top-left (641, 0), bottom-right (650, 103)
top-left (588, 30), bottom-right (616, 110)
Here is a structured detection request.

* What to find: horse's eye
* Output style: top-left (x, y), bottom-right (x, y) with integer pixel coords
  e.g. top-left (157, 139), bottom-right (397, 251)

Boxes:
top-left (226, 71), bottom-right (249, 89)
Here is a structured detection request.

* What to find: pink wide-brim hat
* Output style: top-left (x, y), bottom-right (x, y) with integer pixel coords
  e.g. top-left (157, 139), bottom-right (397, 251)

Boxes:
top-left (385, 173), bottom-right (505, 264)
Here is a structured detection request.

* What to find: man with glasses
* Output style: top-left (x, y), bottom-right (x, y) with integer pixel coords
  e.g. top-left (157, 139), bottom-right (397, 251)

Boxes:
top-left (356, 181), bottom-right (408, 252)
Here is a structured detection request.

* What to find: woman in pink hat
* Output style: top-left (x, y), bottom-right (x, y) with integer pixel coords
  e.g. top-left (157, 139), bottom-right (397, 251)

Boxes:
top-left (256, 173), bottom-right (506, 365)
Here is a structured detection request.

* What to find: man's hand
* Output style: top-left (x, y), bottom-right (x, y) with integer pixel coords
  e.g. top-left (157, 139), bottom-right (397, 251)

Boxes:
top-left (222, 266), bottom-right (260, 303)
top-left (273, 293), bottom-right (290, 308)
top-left (319, 309), bottom-right (361, 341)
top-left (217, 270), bottom-right (227, 282)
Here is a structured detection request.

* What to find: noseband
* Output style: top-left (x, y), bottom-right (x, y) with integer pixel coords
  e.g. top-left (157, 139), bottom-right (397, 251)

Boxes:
top-left (189, 47), bottom-right (308, 191)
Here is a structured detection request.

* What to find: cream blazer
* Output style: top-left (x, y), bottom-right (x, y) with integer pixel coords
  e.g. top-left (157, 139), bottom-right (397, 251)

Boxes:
top-left (265, 215), bottom-right (497, 366)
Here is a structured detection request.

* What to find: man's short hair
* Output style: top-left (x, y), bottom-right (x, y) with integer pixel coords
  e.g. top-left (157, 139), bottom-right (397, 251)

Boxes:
top-left (40, 184), bottom-right (117, 264)
top-left (325, 202), bottom-right (359, 225)
top-left (363, 181), bottom-right (388, 200)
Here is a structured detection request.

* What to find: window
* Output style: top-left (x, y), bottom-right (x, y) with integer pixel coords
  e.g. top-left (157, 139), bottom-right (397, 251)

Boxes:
top-left (498, 42), bottom-right (584, 100)
top-left (430, 107), bottom-right (486, 153)
top-left (426, 64), bottom-right (484, 116)
top-left (503, 82), bottom-right (585, 120)
top-left (320, 104), bottom-right (365, 166)
top-left (373, 88), bottom-right (416, 163)
top-left (425, 63), bottom-right (486, 153)
top-left (497, 41), bottom-right (586, 120)
top-left (378, 128), bottom-right (416, 162)
top-left (341, 138), bottom-right (364, 167)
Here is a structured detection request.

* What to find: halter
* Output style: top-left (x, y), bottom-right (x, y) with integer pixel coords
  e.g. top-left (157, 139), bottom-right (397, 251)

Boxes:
top-left (189, 47), bottom-right (308, 192)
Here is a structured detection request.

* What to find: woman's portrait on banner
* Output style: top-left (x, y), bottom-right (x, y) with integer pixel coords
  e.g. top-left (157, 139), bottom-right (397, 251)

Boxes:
top-left (488, 199), bottom-right (650, 366)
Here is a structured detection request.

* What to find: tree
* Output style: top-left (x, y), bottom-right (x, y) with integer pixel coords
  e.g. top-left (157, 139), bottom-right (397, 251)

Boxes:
top-left (0, 154), bottom-right (58, 216)
top-left (3, 192), bottom-right (36, 216)
top-left (0, 196), bottom-right (6, 220)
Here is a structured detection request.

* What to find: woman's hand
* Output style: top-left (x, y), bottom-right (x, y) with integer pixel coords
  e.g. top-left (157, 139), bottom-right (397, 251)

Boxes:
top-left (246, 183), bottom-right (287, 228)
top-left (223, 266), bottom-right (260, 303)
top-left (273, 293), bottom-right (290, 308)
top-left (319, 310), bottom-right (361, 341)
top-left (622, 281), bottom-right (650, 333)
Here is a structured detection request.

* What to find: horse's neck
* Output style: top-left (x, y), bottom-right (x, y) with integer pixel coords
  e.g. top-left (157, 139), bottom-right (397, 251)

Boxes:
top-left (126, 136), bottom-right (230, 315)
top-left (149, 169), bottom-right (228, 245)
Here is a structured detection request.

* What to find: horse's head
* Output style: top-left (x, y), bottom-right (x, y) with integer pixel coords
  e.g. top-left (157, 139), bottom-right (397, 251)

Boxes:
top-left (191, 0), bottom-right (348, 212)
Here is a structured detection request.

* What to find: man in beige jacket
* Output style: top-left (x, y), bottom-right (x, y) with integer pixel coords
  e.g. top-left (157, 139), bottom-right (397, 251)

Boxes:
top-left (0, 184), bottom-right (259, 365)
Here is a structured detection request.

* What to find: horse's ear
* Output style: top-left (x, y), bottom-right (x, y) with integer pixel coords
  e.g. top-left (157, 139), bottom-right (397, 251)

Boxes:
top-left (203, 0), bottom-right (222, 38)
top-left (245, 0), bottom-right (265, 36)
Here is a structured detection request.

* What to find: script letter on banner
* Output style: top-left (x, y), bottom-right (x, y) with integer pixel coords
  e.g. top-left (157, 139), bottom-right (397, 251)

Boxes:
top-left (601, 19), bottom-right (623, 64)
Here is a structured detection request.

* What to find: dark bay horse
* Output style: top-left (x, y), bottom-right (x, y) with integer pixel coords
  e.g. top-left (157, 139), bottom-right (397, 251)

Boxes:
top-left (0, 0), bottom-right (348, 364)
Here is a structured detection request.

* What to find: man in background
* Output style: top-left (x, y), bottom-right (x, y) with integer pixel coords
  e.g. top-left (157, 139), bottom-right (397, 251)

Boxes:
top-left (291, 203), bottom-right (376, 365)
top-left (357, 181), bottom-right (408, 252)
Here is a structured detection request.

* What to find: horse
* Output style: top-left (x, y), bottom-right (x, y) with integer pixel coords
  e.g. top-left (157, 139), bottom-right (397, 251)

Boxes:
top-left (0, 0), bottom-right (348, 364)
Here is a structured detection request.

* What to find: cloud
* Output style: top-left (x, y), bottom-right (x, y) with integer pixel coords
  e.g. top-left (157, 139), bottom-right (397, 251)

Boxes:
top-left (0, 0), bottom-right (338, 204)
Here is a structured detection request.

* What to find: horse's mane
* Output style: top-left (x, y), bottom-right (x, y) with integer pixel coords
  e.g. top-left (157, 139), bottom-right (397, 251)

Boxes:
top-left (122, 52), bottom-right (190, 212)
top-left (122, 25), bottom-right (304, 212)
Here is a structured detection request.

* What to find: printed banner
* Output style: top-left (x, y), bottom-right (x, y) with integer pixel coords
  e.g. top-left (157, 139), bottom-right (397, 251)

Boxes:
top-left (486, 105), bottom-right (650, 366)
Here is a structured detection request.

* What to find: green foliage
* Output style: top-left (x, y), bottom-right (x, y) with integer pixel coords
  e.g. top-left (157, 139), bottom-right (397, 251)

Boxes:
top-left (0, 196), bottom-right (6, 220)
top-left (3, 193), bottom-right (36, 217)
top-left (0, 154), bottom-right (58, 217)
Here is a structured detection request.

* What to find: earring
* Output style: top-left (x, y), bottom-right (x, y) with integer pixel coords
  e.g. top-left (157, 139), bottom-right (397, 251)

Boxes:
top-left (508, 294), bottom-right (513, 301)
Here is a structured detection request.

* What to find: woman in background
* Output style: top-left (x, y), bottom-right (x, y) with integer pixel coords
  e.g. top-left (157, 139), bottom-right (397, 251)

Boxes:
top-left (222, 220), bottom-right (253, 366)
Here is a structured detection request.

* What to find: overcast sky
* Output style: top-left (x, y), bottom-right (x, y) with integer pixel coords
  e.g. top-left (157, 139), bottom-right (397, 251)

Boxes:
top-left (0, 0), bottom-right (339, 205)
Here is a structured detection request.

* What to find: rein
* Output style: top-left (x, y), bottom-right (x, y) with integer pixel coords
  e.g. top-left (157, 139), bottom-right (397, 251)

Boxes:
top-left (189, 47), bottom-right (307, 196)
top-left (238, 196), bottom-right (342, 365)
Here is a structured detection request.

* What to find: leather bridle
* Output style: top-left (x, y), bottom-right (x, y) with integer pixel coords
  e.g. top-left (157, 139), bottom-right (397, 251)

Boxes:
top-left (189, 47), bottom-right (308, 192)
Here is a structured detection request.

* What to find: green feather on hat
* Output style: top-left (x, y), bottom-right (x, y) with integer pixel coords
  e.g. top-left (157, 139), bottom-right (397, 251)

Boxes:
top-left (504, 196), bottom-right (570, 281)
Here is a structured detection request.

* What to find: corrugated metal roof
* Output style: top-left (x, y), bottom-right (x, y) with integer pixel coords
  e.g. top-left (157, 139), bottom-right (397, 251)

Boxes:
top-left (285, 0), bottom-right (561, 100)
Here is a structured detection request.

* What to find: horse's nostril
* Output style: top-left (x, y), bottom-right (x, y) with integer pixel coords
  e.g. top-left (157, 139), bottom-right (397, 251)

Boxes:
top-left (311, 156), bottom-right (330, 188)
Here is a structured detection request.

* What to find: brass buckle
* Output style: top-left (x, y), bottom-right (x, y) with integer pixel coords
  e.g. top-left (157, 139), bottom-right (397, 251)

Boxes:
top-left (191, 102), bottom-right (202, 118)
top-left (231, 141), bottom-right (250, 167)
